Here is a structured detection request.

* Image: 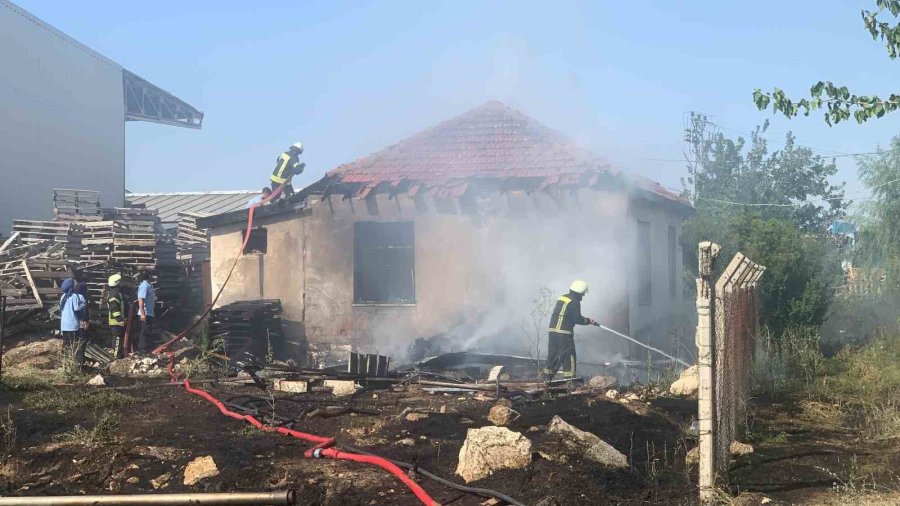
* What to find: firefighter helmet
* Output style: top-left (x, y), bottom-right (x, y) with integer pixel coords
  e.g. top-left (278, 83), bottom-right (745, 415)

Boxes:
top-left (569, 280), bottom-right (589, 295)
top-left (108, 273), bottom-right (122, 287)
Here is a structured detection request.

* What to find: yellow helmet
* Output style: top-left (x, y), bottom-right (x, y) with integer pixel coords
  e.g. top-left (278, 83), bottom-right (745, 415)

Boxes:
top-left (108, 273), bottom-right (122, 287)
top-left (569, 280), bottom-right (589, 295)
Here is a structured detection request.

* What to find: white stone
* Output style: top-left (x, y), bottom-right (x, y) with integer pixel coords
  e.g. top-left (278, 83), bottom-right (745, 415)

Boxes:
top-left (669, 365), bottom-right (699, 396)
top-left (730, 441), bottom-right (754, 457)
top-left (588, 375), bottom-right (617, 389)
top-left (545, 415), bottom-right (627, 469)
top-left (86, 374), bottom-right (106, 386)
top-left (487, 405), bottom-right (519, 426)
top-left (273, 379), bottom-right (308, 393)
top-left (183, 456), bottom-right (219, 486)
top-left (323, 379), bottom-right (357, 397)
top-left (456, 426), bottom-right (532, 483)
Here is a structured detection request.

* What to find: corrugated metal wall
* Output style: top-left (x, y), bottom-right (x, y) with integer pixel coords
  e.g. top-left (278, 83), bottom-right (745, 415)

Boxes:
top-left (0, 0), bottom-right (125, 235)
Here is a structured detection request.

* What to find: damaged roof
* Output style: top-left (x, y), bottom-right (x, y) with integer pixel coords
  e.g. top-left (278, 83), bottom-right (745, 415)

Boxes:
top-left (198, 101), bottom-right (690, 228)
top-left (325, 101), bottom-right (687, 204)
top-left (328, 101), bottom-right (616, 187)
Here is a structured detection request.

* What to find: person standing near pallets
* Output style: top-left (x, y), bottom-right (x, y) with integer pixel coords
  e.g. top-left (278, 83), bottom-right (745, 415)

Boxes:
top-left (136, 269), bottom-right (155, 353)
top-left (105, 273), bottom-right (127, 358)
top-left (59, 278), bottom-right (87, 368)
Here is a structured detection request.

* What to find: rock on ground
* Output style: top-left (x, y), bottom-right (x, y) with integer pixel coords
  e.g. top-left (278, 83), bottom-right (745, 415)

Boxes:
top-left (151, 472), bottom-right (172, 489)
top-left (685, 446), bottom-right (700, 466)
top-left (456, 426), bottom-right (532, 483)
top-left (588, 375), bottom-right (617, 389)
top-left (2, 338), bottom-right (62, 368)
top-left (86, 374), bottom-right (105, 386)
top-left (183, 456), bottom-right (220, 486)
top-left (324, 379), bottom-right (357, 397)
top-left (605, 389), bottom-right (619, 399)
top-left (395, 438), bottom-right (415, 447)
top-left (405, 412), bottom-right (428, 422)
top-left (730, 441), bottom-right (754, 457)
top-left (487, 405), bottom-right (519, 426)
top-left (669, 365), bottom-right (699, 396)
top-left (545, 415), bottom-right (628, 469)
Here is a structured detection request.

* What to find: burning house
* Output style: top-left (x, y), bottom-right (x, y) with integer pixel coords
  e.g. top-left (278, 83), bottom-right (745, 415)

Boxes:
top-left (198, 101), bottom-right (693, 363)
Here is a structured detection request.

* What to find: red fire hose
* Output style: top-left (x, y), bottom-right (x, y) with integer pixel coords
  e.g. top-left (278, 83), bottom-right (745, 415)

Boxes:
top-left (154, 182), bottom-right (439, 506)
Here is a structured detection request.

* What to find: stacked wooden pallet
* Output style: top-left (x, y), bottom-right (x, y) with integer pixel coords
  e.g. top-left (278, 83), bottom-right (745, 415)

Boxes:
top-left (175, 212), bottom-right (210, 263)
top-left (174, 212), bottom-right (209, 313)
top-left (108, 208), bottom-right (160, 269)
top-left (155, 235), bottom-right (181, 307)
top-left (53, 188), bottom-right (101, 221)
top-left (0, 236), bottom-right (75, 334)
top-left (12, 220), bottom-right (84, 259)
top-left (209, 300), bottom-right (284, 360)
top-left (78, 221), bottom-right (115, 263)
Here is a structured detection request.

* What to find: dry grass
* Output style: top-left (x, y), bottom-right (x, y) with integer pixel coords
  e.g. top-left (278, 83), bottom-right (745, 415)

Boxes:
top-left (55, 411), bottom-right (119, 446)
top-left (0, 366), bottom-right (57, 391)
top-left (24, 388), bottom-right (135, 412)
top-left (0, 408), bottom-right (16, 459)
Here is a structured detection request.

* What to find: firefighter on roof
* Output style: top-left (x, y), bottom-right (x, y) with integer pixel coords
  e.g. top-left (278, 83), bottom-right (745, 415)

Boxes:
top-left (545, 280), bottom-right (598, 380)
top-left (270, 142), bottom-right (306, 199)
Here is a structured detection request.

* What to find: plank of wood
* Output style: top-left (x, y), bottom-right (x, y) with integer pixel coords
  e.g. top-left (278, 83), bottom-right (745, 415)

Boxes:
top-left (27, 271), bottom-right (71, 279)
top-left (20, 260), bottom-right (42, 309)
top-left (0, 231), bottom-right (21, 253)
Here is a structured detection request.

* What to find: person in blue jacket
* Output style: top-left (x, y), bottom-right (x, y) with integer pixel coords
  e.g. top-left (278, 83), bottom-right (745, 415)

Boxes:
top-left (59, 278), bottom-right (87, 367)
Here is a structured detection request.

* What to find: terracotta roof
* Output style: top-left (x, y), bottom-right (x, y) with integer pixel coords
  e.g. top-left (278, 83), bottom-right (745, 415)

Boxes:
top-left (327, 101), bottom-right (617, 186)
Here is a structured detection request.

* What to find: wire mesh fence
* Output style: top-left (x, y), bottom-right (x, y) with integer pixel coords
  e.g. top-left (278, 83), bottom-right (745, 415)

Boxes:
top-left (695, 242), bottom-right (765, 503)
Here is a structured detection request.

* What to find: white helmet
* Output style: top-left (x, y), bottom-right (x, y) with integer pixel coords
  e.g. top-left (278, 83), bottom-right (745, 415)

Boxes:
top-left (291, 142), bottom-right (303, 153)
top-left (108, 273), bottom-right (122, 287)
top-left (569, 280), bottom-right (589, 295)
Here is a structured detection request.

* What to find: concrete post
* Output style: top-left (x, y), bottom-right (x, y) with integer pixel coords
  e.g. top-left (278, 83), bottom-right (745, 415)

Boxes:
top-left (696, 241), bottom-right (720, 503)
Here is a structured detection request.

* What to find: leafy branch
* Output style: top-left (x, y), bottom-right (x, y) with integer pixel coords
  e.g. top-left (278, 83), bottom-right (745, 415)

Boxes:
top-left (753, 1), bottom-right (900, 125)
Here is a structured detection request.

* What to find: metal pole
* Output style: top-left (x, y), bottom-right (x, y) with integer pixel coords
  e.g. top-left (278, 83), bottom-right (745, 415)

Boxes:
top-left (0, 490), bottom-right (296, 506)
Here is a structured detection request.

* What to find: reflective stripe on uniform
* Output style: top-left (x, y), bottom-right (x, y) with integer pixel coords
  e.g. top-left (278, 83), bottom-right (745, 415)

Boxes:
top-left (270, 153), bottom-right (291, 183)
top-left (550, 295), bottom-right (571, 332)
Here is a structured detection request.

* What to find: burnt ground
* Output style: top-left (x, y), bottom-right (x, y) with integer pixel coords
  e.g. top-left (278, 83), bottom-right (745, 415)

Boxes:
top-left (0, 377), bottom-right (896, 505)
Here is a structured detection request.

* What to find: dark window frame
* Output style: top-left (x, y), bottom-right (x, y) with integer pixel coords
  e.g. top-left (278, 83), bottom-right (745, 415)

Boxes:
top-left (637, 220), bottom-right (652, 306)
top-left (242, 227), bottom-right (268, 255)
top-left (353, 221), bottom-right (416, 305)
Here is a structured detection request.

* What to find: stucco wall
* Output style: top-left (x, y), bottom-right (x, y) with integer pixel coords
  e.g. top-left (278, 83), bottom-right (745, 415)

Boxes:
top-left (208, 189), bottom-right (688, 363)
top-left (0, 1), bottom-right (125, 234)
top-left (628, 200), bottom-right (687, 348)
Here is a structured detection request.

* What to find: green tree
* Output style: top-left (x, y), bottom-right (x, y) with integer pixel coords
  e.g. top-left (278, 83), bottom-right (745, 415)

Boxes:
top-left (854, 135), bottom-right (900, 264)
top-left (753, 1), bottom-right (900, 125)
top-left (683, 114), bottom-right (846, 232)
top-left (682, 117), bottom-right (846, 334)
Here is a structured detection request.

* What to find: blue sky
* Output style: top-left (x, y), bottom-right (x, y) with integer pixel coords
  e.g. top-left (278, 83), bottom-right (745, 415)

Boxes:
top-left (17, 0), bottom-right (900, 197)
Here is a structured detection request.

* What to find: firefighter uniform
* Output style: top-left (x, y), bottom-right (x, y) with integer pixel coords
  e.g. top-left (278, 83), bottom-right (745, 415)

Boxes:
top-left (106, 274), bottom-right (127, 358)
top-left (270, 144), bottom-right (305, 199)
top-left (545, 286), bottom-right (593, 379)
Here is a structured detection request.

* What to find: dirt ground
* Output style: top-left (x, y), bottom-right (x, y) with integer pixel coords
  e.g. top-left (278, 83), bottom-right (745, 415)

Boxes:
top-left (0, 347), bottom-right (896, 505)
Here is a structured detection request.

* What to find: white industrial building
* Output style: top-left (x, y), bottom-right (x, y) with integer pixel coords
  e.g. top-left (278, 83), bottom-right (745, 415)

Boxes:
top-left (0, 0), bottom-right (202, 235)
